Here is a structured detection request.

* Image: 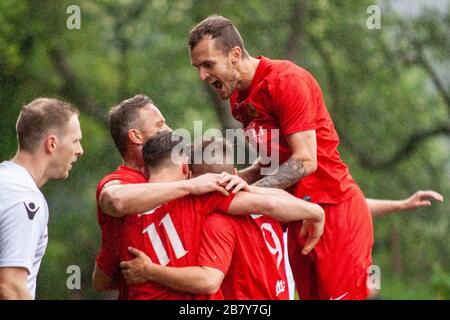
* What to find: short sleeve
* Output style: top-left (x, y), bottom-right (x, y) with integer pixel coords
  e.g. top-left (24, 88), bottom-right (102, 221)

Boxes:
top-left (95, 217), bottom-right (120, 277)
top-left (272, 74), bottom-right (321, 136)
top-left (0, 193), bottom-right (47, 274)
top-left (195, 192), bottom-right (236, 216)
top-left (95, 175), bottom-right (124, 276)
top-left (197, 213), bottom-right (235, 274)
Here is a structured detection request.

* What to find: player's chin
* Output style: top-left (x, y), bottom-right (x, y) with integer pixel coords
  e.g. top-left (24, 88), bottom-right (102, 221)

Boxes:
top-left (61, 166), bottom-right (72, 179)
top-left (61, 171), bottom-right (70, 179)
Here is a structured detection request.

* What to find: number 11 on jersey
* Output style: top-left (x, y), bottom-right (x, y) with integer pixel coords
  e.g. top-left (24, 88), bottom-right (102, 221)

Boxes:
top-left (143, 213), bottom-right (188, 266)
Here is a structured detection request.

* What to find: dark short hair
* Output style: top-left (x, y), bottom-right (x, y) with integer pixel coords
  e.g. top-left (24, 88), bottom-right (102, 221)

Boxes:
top-left (142, 131), bottom-right (187, 172)
top-left (108, 94), bottom-right (153, 158)
top-left (16, 98), bottom-right (79, 152)
top-left (189, 137), bottom-right (234, 177)
top-left (188, 15), bottom-right (248, 57)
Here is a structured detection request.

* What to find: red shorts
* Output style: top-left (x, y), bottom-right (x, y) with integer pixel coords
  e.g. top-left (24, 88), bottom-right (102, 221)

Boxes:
top-left (287, 189), bottom-right (373, 300)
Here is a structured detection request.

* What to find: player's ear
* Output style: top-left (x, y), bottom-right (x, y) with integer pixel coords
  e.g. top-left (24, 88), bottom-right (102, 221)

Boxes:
top-left (230, 46), bottom-right (241, 64)
top-left (128, 129), bottom-right (143, 145)
top-left (181, 159), bottom-right (190, 177)
top-left (44, 135), bottom-right (58, 154)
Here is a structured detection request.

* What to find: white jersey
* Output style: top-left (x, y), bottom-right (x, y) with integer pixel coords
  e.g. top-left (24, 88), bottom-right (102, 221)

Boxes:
top-left (0, 161), bottom-right (49, 299)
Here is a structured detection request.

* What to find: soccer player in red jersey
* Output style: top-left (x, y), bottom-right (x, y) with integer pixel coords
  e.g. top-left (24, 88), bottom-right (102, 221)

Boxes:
top-left (92, 95), bottom-right (253, 298)
top-left (93, 94), bottom-right (442, 299)
top-left (187, 15), bottom-right (445, 299)
top-left (186, 15), bottom-right (380, 300)
top-left (118, 132), bottom-right (324, 300)
top-left (121, 139), bottom-right (297, 300)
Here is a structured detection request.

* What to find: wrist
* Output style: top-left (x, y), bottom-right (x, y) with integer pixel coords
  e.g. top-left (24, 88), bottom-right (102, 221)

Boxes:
top-left (179, 180), bottom-right (192, 196)
top-left (144, 263), bottom-right (155, 281)
top-left (399, 199), bottom-right (409, 211)
top-left (312, 204), bottom-right (325, 223)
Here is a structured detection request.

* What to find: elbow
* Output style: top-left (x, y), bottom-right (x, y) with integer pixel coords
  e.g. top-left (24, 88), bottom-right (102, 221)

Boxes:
top-left (92, 277), bottom-right (105, 292)
top-left (0, 283), bottom-right (13, 299)
top-left (92, 269), bottom-right (112, 292)
top-left (100, 190), bottom-right (125, 217)
top-left (91, 272), bottom-right (103, 292)
top-left (0, 282), bottom-right (30, 300)
top-left (290, 155), bottom-right (317, 177)
top-left (201, 278), bottom-right (221, 295)
top-left (195, 269), bottom-right (222, 294)
top-left (309, 160), bottom-right (318, 174)
top-left (303, 158), bottom-right (317, 176)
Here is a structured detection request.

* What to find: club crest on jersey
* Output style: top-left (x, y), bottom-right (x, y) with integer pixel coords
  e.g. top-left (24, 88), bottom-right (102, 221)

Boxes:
top-left (233, 102), bottom-right (259, 124)
top-left (23, 202), bottom-right (40, 220)
top-left (246, 103), bottom-right (259, 118)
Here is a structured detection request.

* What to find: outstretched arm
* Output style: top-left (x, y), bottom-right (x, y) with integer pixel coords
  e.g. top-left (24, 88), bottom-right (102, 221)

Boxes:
top-left (120, 247), bottom-right (224, 294)
top-left (367, 190), bottom-right (444, 218)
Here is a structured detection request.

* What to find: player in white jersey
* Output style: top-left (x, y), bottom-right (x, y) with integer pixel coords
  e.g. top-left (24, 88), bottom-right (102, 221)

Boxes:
top-left (0, 98), bottom-right (83, 299)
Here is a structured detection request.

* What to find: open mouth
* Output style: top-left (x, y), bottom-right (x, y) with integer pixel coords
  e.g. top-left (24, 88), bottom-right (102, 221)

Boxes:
top-left (69, 159), bottom-right (77, 168)
top-left (211, 80), bottom-right (223, 91)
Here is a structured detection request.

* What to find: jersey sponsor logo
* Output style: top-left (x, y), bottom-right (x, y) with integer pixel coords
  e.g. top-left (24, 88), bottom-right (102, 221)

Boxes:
top-left (23, 202), bottom-right (40, 220)
top-left (275, 279), bottom-right (286, 296)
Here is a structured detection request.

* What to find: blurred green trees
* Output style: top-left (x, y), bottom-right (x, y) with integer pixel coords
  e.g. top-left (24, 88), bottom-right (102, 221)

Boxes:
top-left (0, 0), bottom-right (448, 299)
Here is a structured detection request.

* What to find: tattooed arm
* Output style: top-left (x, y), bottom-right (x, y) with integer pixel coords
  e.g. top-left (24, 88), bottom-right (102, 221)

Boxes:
top-left (254, 130), bottom-right (317, 189)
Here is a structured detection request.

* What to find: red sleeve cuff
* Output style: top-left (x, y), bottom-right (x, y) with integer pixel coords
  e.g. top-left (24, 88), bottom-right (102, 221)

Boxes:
top-left (197, 261), bottom-right (228, 275)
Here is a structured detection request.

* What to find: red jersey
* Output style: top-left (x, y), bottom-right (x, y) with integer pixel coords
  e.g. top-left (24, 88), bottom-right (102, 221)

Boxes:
top-left (198, 213), bottom-right (289, 300)
top-left (122, 192), bottom-right (235, 300)
top-left (231, 56), bottom-right (359, 204)
top-left (95, 165), bottom-right (147, 300)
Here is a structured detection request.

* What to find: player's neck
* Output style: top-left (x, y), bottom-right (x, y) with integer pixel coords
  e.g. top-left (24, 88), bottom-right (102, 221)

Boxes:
top-left (123, 149), bottom-right (145, 172)
top-left (236, 56), bottom-right (260, 93)
top-left (149, 168), bottom-right (184, 183)
top-left (11, 150), bottom-right (48, 188)
top-left (122, 159), bottom-right (143, 172)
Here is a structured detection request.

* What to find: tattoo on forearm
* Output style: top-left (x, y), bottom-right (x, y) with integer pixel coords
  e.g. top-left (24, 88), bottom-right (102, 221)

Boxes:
top-left (254, 158), bottom-right (306, 189)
